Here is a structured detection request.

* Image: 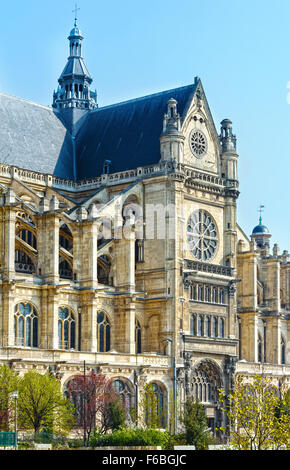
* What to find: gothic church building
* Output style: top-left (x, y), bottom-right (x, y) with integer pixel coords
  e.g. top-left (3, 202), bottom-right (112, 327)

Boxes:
top-left (0, 21), bottom-right (289, 432)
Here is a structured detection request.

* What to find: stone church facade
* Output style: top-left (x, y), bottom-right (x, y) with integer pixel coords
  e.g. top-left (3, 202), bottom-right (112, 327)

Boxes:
top-left (0, 21), bottom-right (289, 433)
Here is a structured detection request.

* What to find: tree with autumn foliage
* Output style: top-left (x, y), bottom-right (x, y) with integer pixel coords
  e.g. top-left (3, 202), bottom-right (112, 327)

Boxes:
top-left (219, 375), bottom-right (290, 450)
top-left (65, 372), bottom-right (125, 444)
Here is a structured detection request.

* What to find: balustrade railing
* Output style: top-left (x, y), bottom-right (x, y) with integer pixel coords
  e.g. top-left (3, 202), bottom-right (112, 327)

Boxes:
top-left (0, 162), bottom-right (228, 193)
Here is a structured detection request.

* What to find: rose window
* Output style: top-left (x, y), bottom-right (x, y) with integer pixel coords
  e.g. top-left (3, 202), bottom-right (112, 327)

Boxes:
top-left (187, 210), bottom-right (218, 261)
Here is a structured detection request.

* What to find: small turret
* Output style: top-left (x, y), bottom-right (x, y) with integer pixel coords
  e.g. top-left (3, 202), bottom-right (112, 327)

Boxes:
top-left (220, 119), bottom-right (237, 153)
top-left (251, 207), bottom-right (272, 249)
top-left (220, 119), bottom-right (239, 197)
top-left (161, 98), bottom-right (181, 136)
top-left (160, 98), bottom-right (185, 164)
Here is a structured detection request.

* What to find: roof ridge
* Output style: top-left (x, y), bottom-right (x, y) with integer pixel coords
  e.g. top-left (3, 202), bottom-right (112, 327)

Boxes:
top-left (0, 91), bottom-right (52, 111)
top-left (95, 83), bottom-right (196, 112)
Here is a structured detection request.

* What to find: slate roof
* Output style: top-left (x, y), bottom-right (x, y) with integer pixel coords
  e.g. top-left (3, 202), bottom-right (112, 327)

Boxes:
top-left (59, 56), bottom-right (92, 81)
top-left (0, 92), bottom-right (72, 175)
top-left (0, 82), bottom-right (198, 181)
top-left (75, 83), bottom-right (197, 180)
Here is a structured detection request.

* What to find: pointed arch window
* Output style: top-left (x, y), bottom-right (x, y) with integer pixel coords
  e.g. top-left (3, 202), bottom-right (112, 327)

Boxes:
top-left (205, 316), bottom-right (211, 337)
top-left (190, 284), bottom-right (197, 301)
top-left (58, 307), bottom-right (76, 350)
top-left (205, 286), bottom-right (211, 302)
top-left (97, 312), bottom-right (111, 352)
top-left (135, 319), bottom-right (142, 354)
top-left (190, 315), bottom-right (196, 336)
top-left (212, 287), bottom-right (218, 304)
top-left (212, 317), bottom-right (218, 338)
top-left (258, 334), bottom-right (263, 363)
top-left (281, 337), bottom-right (286, 365)
top-left (14, 303), bottom-right (38, 348)
top-left (219, 289), bottom-right (225, 305)
top-left (219, 318), bottom-right (225, 338)
top-left (113, 380), bottom-right (133, 411)
top-left (198, 285), bottom-right (204, 302)
top-left (146, 383), bottom-right (166, 428)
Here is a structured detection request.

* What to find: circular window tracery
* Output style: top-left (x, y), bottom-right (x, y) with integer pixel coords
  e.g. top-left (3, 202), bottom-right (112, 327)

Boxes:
top-left (189, 130), bottom-right (207, 158)
top-left (187, 210), bottom-right (218, 261)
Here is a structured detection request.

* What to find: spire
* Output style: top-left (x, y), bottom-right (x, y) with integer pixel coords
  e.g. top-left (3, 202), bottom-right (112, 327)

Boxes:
top-left (72, 3), bottom-right (80, 28)
top-left (52, 19), bottom-right (97, 114)
top-left (258, 204), bottom-right (265, 226)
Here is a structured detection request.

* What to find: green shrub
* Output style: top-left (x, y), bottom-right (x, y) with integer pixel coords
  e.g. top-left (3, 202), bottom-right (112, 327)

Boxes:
top-left (18, 441), bottom-right (35, 450)
top-left (164, 433), bottom-right (187, 450)
top-left (67, 438), bottom-right (84, 449)
top-left (103, 397), bottom-right (126, 432)
top-left (89, 427), bottom-right (170, 449)
top-left (181, 398), bottom-right (213, 450)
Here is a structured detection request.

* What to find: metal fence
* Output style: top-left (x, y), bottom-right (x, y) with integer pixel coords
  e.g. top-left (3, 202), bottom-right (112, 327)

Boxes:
top-left (0, 432), bottom-right (16, 448)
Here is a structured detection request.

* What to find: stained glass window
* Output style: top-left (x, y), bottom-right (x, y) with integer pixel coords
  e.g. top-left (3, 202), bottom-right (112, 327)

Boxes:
top-left (14, 303), bottom-right (38, 348)
top-left (58, 307), bottom-right (76, 350)
top-left (97, 312), bottom-right (111, 352)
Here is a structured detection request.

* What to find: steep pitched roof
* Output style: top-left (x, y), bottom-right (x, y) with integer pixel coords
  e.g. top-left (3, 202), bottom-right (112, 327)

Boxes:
top-left (0, 82), bottom-right (199, 182)
top-left (0, 92), bottom-right (72, 175)
top-left (74, 83), bottom-right (198, 180)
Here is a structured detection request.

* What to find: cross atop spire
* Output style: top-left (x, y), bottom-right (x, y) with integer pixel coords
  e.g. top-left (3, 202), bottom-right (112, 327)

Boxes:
top-left (52, 14), bottom-right (97, 116)
top-left (72, 3), bottom-right (80, 27)
top-left (258, 204), bottom-right (265, 225)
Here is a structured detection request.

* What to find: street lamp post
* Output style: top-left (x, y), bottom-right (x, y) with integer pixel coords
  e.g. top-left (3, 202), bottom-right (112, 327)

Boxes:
top-left (161, 338), bottom-right (177, 435)
top-left (11, 391), bottom-right (18, 451)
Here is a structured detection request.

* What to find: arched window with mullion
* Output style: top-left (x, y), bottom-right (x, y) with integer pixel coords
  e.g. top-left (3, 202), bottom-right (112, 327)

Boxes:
top-left (97, 312), bottom-right (111, 352)
top-left (113, 379), bottom-right (133, 412)
top-left (14, 303), bottom-right (38, 348)
top-left (58, 307), bottom-right (76, 350)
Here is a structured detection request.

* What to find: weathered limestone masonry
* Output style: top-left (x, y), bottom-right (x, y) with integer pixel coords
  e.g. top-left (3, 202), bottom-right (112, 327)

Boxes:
top-left (0, 20), bottom-right (289, 435)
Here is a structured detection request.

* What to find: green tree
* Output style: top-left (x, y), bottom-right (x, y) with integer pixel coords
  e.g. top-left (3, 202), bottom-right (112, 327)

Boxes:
top-left (219, 375), bottom-right (290, 450)
top-left (138, 383), bottom-right (165, 429)
top-left (103, 396), bottom-right (126, 432)
top-left (180, 397), bottom-right (212, 450)
top-left (18, 370), bottom-right (74, 434)
top-left (0, 365), bottom-right (20, 431)
top-left (276, 389), bottom-right (290, 419)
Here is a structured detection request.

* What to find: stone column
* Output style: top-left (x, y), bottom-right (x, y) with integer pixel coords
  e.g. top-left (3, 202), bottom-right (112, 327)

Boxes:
top-left (46, 286), bottom-right (60, 350)
top-left (240, 312), bottom-right (258, 362)
top-left (114, 296), bottom-right (136, 354)
top-left (37, 211), bottom-right (60, 284)
top-left (265, 316), bottom-right (281, 364)
top-left (263, 258), bottom-right (280, 313)
top-left (237, 251), bottom-right (258, 311)
top-left (80, 292), bottom-right (98, 352)
top-left (0, 205), bottom-right (17, 282)
top-left (77, 220), bottom-right (98, 290)
top-left (2, 282), bottom-right (16, 347)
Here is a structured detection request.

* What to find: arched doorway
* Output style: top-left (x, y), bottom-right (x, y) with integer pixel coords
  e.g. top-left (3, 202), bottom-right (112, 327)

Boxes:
top-left (188, 359), bottom-right (223, 434)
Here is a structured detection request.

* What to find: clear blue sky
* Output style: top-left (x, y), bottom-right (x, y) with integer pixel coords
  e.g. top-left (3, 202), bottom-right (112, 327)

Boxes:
top-left (0, 0), bottom-right (289, 250)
